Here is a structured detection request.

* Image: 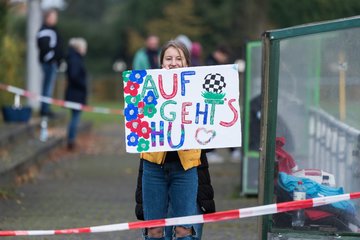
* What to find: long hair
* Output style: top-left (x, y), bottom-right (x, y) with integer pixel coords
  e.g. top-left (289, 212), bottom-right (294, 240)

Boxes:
top-left (159, 40), bottom-right (191, 67)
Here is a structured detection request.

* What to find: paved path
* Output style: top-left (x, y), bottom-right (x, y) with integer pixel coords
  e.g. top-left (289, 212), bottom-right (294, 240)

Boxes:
top-left (0, 123), bottom-right (258, 239)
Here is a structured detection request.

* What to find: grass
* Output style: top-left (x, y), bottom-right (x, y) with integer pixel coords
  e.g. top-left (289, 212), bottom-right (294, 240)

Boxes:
top-left (82, 100), bottom-right (124, 126)
top-left (52, 100), bottom-right (124, 127)
top-left (319, 100), bottom-right (360, 129)
top-left (0, 187), bottom-right (17, 200)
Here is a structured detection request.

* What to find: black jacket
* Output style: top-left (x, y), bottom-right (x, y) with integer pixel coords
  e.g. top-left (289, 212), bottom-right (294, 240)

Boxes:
top-left (135, 151), bottom-right (216, 220)
top-left (249, 95), bottom-right (261, 151)
top-left (205, 54), bottom-right (219, 66)
top-left (37, 24), bottom-right (63, 64)
top-left (64, 47), bottom-right (87, 104)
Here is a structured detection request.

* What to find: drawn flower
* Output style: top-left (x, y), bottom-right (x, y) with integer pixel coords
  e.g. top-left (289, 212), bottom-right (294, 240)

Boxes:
top-left (124, 104), bottom-right (138, 121)
top-left (125, 94), bottom-right (141, 106)
top-left (136, 121), bottom-right (151, 139)
top-left (144, 104), bottom-right (157, 118)
top-left (127, 132), bottom-right (139, 147)
top-left (143, 91), bottom-right (158, 106)
top-left (126, 118), bottom-right (141, 132)
top-left (124, 81), bottom-right (140, 96)
top-left (137, 138), bottom-right (150, 152)
top-left (122, 70), bottom-right (132, 83)
top-left (137, 101), bottom-right (145, 119)
top-left (129, 70), bottom-right (147, 84)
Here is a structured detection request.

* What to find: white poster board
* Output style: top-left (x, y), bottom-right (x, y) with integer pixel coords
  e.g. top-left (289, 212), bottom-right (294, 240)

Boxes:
top-left (122, 64), bottom-right (242, 153)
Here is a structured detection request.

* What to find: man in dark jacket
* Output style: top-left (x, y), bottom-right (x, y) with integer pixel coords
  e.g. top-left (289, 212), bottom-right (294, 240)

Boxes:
top-left (37, 8), bottom-right (63, 117)
top-left (64, 38), bottom-right (87, 150)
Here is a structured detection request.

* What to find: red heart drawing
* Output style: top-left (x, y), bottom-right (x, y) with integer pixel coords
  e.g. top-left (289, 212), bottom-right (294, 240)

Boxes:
top-left (195, 128), bottom-right (216, 145)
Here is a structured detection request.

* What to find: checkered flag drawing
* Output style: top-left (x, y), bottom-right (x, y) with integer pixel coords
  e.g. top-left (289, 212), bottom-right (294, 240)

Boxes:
top-left (202, 73), bottom-right (226, 93)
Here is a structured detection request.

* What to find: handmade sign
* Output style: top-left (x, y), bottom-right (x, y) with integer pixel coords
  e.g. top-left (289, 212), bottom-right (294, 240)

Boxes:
top-left (122, 64), bottom-right (242, 153)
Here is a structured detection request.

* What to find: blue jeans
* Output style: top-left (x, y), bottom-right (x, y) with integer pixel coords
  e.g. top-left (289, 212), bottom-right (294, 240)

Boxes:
top-left (67, 109), bottom-right (82, 143)
top-left (142, 160), bottom-right (198, 240)
top-left (165, 206), bottom-right (203, 240)
top-left (40, 62), bottom-right (57, 116)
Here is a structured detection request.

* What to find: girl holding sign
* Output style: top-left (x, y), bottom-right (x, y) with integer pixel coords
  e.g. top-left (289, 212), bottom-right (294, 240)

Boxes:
top-left (141, 40), bottom-right (210, 240)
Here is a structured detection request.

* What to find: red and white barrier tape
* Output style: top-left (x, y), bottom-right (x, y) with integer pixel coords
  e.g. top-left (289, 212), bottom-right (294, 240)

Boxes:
top-left (0, 83), bottom-right (123, 115)
top-left (1, 192), bottom-right (360, 237)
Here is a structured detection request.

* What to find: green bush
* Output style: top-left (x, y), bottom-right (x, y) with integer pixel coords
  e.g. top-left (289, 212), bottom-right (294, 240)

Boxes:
top-left (0, 1), bottom-right (7, 45)
top-left (0, 1), bottom-right (25, 107)
top-left (0, 34), bottom-right (25, 106)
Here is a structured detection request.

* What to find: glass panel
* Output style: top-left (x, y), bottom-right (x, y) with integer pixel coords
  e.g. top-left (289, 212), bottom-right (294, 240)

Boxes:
top-left (250, 43), bottom-right (262, 99)
top-left (273, 28), bottom-right (360, 234)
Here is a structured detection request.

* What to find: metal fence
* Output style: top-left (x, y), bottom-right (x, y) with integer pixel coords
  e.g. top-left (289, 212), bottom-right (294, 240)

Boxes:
top-left (309, 107), bottom-right (360, 193)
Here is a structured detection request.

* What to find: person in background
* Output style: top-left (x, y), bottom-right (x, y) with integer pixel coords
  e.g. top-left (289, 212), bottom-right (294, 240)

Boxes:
top-left (132, 35), bottom-right (160, 70)
top-left (64, 38), bottom-right (88, 150)
top-left (205, 44), bottom-right (230, 66)
top-left (175, 34), bottom-right (192, 53)
top-left (37, 8), bottom-right (64, 117)
top-left (205, 44), bottom-right (242, 163)
top-left (191, 41), bottom-right (203, 66)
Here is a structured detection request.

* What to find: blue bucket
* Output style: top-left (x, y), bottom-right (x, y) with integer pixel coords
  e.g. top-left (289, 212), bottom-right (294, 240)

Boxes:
top-left (2, 106), bottom-right (32, 123)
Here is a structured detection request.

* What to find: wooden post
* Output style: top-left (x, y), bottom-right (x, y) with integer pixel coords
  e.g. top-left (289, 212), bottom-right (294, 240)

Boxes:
top-left (338, 52), bottom-right (347, 121)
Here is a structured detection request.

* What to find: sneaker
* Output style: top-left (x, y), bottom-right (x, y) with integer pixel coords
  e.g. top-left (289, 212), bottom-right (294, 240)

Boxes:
top-left (230, 149), bottom-right (242, 163)
top-left (67, 142), bottom-right (76, 151)
top-left (207, 151), bottom-right (224, 163)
